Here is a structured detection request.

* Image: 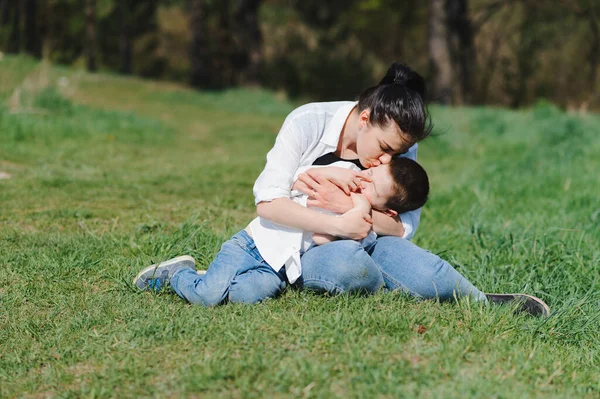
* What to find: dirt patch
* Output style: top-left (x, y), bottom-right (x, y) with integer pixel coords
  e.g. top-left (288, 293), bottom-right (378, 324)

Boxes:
top-left (0, 172), bottom-right (12, 179)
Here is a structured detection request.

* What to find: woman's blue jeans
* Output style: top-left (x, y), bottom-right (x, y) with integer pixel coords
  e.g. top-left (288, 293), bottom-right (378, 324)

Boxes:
top-left (170, 231), bottom-right (486, 306)
top-left (297, 237), bottom-right (486, 301)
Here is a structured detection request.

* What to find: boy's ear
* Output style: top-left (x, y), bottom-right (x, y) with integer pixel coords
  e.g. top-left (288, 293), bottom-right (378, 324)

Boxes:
top-left (383, 208), bottom-right (398, 218)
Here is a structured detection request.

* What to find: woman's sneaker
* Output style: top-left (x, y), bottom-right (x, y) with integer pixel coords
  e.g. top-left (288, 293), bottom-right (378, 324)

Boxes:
top-left (134, 255), bottom-right (196, 292)
top-left (485, 293), bottom-right (550, 317)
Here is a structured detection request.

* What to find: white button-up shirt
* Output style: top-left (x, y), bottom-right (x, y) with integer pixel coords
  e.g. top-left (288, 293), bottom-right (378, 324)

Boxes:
top-left (251, 101), bottom-right (421, 282)
top-left (249, 161), bottom-right (378, 283)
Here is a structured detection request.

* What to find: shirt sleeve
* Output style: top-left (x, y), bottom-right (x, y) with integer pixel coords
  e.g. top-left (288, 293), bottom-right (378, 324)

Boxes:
top-left (253, 113), bottom-right (309, 205)
top-left (397, 143), bottom-right (421, 240)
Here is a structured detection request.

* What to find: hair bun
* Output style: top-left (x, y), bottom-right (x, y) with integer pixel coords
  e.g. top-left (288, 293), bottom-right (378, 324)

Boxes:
top-left (378, 62), bottom-right (426, 98)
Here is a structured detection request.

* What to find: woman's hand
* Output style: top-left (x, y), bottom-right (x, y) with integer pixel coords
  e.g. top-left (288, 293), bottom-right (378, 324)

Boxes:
top-left (332, 193), bottom-right (373, 240)
top-left (334, 209), bottom-right (372, 240)
top-left (305, 167), bottom-right (370, 195)
top-left (295, 172), bottom-right (354, 213)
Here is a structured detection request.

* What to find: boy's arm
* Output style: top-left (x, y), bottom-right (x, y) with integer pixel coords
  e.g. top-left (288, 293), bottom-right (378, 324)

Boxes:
top-left (312, 233), bottom-right (338, 245)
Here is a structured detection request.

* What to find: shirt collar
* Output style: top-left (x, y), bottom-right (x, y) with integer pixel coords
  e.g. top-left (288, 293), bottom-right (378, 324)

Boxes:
top-left (320, 101), bottom-right (358, 148)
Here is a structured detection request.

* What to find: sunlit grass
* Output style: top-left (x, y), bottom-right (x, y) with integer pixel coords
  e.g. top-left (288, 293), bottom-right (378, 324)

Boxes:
top-left (0, 55), bottom-right (599, 398)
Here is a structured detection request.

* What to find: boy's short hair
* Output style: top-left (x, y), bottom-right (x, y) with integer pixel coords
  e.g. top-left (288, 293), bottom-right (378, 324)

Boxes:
top-left (385, 157), bottom-right (429, 214)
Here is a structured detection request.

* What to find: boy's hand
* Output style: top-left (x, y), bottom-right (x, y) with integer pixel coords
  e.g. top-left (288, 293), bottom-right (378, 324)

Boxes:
top-left (305, 167), bottom-right (371, 195)
top-left (312, 233), bottom-right (338, 245)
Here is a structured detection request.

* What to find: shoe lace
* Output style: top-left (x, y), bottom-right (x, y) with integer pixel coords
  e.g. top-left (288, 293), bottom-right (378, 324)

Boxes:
top-left (148, 269), bottom-right (170, 292)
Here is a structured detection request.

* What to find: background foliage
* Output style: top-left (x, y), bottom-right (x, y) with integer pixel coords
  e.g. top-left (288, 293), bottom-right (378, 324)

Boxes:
top-left (0, 0), bottom-right (598, 109)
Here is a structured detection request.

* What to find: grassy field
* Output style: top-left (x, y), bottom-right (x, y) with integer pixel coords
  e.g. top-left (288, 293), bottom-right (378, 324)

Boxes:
top-left (1, 56), bottom-right (599, 398)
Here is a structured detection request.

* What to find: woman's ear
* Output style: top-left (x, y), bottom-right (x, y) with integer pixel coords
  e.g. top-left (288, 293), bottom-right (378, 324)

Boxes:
top-left (359, 109), bottom-right (370, 129)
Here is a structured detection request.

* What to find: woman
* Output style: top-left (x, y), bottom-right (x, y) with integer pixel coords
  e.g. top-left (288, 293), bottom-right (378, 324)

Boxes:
top-left (252, 62), bottom-right (485, 301)
top-left (249, 62), bottom-right (548, 315)
top-left (136, 62), bottom-right (549, 316)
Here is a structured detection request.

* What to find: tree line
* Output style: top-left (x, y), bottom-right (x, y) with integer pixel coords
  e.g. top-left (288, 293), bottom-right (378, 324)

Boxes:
top-left (0, 0), bottom-right (598, 110)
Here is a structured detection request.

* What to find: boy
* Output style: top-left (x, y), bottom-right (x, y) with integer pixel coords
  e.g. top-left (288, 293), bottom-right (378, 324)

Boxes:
top-left (133, 157), bottom-right (429, 306)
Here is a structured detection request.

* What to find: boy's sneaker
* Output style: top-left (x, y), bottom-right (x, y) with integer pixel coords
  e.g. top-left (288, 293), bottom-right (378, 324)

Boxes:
top-left (134, 255), bottom-right (196, 292)
top-left (485, 293), bottom-right (550, 317)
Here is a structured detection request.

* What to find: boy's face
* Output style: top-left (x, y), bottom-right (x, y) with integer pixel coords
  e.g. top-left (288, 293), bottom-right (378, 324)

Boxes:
top-left (361, 164), bottom-right (397, 216)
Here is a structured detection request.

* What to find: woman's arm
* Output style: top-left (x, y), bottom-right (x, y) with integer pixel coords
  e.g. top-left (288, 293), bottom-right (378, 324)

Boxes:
top-left (371, 211), bottom-right (405, 237)
top-left (294, 172), bottom-right (354, 213)
top-left (294, 173), bottom-right (407, 238)
top-left (257, 197), bottom-right (373, 240)
top-left (310, 192), bottom-right (373, 245)
top-left (294, 144), bottom-right (422, 238)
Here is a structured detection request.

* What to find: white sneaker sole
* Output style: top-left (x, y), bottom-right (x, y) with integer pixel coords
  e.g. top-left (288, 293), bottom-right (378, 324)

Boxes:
top-left (133, 255), bottom-right (196, 286)
top-left (485, 293), bottom-right (551, 317)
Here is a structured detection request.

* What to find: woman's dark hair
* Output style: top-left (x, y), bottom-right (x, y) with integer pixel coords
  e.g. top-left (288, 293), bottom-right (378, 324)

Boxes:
top-left (358, 62), bottom-right (433, 143)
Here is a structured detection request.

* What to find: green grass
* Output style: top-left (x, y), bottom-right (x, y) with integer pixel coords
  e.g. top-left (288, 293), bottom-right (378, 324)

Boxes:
top-left (1, 55), bottom-right (599, 398)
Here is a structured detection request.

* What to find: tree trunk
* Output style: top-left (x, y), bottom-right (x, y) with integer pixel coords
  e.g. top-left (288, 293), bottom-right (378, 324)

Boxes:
top-left (428, 0), bottom-right (453, 104)
top-left (477, 28), bottom-right (502, 104)
top-left (189, 0), bottom-right (210, 88)
top-left (7, 0), bottom-right (20, 54)
top-left (446, 0), bottom-right (474, 104)
top-left (588, 8), bottom-right (599, 97)
top-left (511, 3), bottom-right (539, 108)
top-left (85, 0), bottom-right (97, 71)
top-left (394, 4), bottom-right (417, 62)
top-left (233, 0), bottom-right (262, 85)
top-left (24, 0), bottom-right (40, 57)
top-left (1, 0), bottom-right (11, 27)
top-left (119, 2), bottom-right (132, 74)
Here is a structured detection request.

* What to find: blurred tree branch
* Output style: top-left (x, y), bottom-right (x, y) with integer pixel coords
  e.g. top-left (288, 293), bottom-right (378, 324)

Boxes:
top-left (85, 0), bottom-right (97, 71)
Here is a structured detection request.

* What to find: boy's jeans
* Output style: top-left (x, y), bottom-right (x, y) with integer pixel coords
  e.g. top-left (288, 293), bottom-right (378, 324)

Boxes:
top-left (170, 230), bottom-right (287, 306)
top-left (297, 237), bottom-right (486, 301)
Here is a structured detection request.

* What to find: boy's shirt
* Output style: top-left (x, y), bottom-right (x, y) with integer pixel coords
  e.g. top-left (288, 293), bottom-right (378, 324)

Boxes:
top-left (248, 161), bottom-right (377, 284)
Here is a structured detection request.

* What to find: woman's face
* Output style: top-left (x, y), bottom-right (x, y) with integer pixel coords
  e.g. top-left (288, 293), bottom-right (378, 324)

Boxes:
top-left (355, 110), bottom-right (414, 168)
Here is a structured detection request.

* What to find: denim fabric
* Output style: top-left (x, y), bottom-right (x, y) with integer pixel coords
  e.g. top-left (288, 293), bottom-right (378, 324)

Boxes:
top-left (170, 230), bottom-right (287, 306)
top-left (367, 236), bottom-right (486, 301)
top-left (297, 237), bottom-right (486, 301)
top-left (295, 240), bottom-right (385, 294)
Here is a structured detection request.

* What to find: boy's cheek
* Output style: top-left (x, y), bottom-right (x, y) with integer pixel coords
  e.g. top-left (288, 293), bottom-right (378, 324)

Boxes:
top-left (362, 190), bottom-right (375, 206)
